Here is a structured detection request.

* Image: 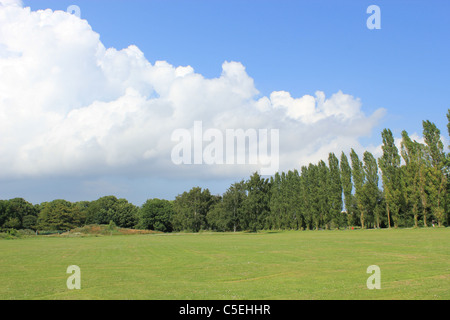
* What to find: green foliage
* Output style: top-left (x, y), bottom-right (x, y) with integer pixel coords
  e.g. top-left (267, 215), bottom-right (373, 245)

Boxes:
top-left (300, 166), bottom-right (312, 230)
top-left (0, 198), bottom-right (37, 230)
top-left (317, 160), bottom-right (330, 229)
top-left (173, 187), bottom-right (215, 232)
top-left (269, 171), bottom-right (302, 230)
top-left (137, 198), bottom-right (174, 232)
top-left (422, 120), bottom-right (447, 226)
top-left (447, 109), bottom-right (450, 141)
top-left (22, 215), bottom-right (37, 230)
top-left (361, 151), bottom-right (380, 228)
top-left (86, 196), bottom-right (138, 229)
top-left (378, 128), bottom-right (402, 228)
top-left (37, 199), bottom-right (85, 231)
top-left (108, 220), bottom-right (117, 231)
top-left (401, 130), bottom-right (423, 227)
top-left (225, 180), bottom-right (248, 231)
top-left (306, 163), bottom-right (321, 230)
top-left (328, 153), bottom-right (343, 229)
top-left (351, 149), bottom-right (366, 228)
top-left (340, 152), bottom-right (354, 227)
top-left (243, 172), bottom-right (271, 232)
top-left (207, 200), bottom-right (232, 232)
top-left (208, 180), bottom-right (247, 232)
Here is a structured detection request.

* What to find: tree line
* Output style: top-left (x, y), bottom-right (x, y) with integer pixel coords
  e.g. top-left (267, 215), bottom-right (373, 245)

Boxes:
top-left (1, 110), bottom-right (449, 233)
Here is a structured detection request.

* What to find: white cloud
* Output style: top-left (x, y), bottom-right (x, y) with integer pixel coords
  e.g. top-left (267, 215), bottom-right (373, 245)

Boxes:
top-left (270, 90), bottom-right (364, 123)
top-left (0, 0), bottom-right (22, 7)
top-left (0, 3), bottom-right (386, 181)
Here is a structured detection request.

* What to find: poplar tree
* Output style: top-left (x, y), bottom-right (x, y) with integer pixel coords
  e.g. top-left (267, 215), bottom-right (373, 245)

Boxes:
top-left (350, 149), bottom-right (366, 228)
top-left (362, 151), bottom-right (380, 228)
top-left (328, 153), bottom-right (343, 229)
top-left (340, 152), bottom-right (353, 228)
top-left (243, 172), bottom-right (271, 232)
top-left (300, 166), bottom-right (312, 230)
top-left (378, 129), bottom-right (402, 228)
top-left (447, 109), bottom-right (450, 226)
top-left (318, 160), bottom-right (331, 229)
top-left (422, 121), bottom-right (447, 226)
top-left (269, 172), bottom-right (284, 230)
top-left (447, 109), bottom-right (450, 140)
top-left (294, 171), bottom-right (306, 230)
top-left (307, 164), bottom-right (321, 230)
top-left (401, 131), bottom-right (422, 227)
top-left (285, 170), bottom-right (302, 230)
top-left (226, 180), bottom-right (248, 232)
top-left (417, 143), bottom-right (430, 227)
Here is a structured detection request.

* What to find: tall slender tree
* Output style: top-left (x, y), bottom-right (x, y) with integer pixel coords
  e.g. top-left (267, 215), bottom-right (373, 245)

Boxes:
top-left (269, 173), bottom-right (283, 229)
top-left (423, 120), bottom-right (447, 226)
top-left (401, 131), bottom-right (422, 227)
top-left (224, 180), bottom-right (247, 232)
top-left (447, 109), bottom-right (450, 226)
top-left (378, 129), bottom-right (402, 228)
top-left (351, 149), bottom-right (366, 228)
top-left (300, 166), bottom-right (312, 230)
top-left (328, 153), bottom-right (343, 229)
top-left (307, 164), bottom-right (321, 230)
top-left (285, 170), bottom-right (302, 230)
top-left (417, 143), bottom-right (430, 227)
top-left (340, 152), bottom-right (353, 228)
top-left (447, 109), bottom-right (450, 140)
top-left (362, 151), bottom-right (379, 228)
top-left (318, 160), bottom-right (331, 229)
top-left (243, 172), bottom-right (271, 232)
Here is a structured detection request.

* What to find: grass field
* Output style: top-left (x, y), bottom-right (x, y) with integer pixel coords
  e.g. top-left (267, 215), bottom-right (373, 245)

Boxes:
top-left (0, 228), bottom-right (448, 300)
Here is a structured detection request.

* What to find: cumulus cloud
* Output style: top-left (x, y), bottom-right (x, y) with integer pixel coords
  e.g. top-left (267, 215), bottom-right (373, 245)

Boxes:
top-left (0, 0), bottom-right (22, 7)
top-left (0, 3), bottom-right (386, 181)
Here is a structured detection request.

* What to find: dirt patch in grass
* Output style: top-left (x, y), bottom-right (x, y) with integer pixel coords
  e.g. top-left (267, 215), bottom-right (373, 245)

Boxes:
top-left (61, 224), bottom-right (162, 237)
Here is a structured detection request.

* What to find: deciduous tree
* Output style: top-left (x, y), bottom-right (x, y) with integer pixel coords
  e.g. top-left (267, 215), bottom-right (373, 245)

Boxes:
top-left (351, 149), bottom-right (366, 228)
top-left (340, 152), bottom-right (353, 228)
top-left (378, 129), bottom-right (402, 228)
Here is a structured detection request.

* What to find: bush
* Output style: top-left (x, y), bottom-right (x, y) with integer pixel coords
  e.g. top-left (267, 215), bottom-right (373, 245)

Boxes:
top-left (0, 229), bottom-right (20, 240)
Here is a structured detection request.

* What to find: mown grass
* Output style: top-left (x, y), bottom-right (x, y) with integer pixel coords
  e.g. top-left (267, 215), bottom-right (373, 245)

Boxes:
top-left (0, 228), bottom-right (448, 300)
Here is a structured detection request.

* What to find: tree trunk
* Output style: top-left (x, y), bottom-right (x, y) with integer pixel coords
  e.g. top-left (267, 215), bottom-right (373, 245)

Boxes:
top-left (386, 203), bottom-right (391, 228)
top-left (361, 212), bottom-right (365, 229)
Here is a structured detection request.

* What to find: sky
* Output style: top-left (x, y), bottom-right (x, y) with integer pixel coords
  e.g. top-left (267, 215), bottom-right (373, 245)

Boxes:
top-left (0, 0), bottom-right (449, 206)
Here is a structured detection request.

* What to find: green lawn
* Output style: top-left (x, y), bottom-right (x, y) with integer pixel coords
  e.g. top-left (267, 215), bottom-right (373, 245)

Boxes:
top-left (0, 228), bottom-right (448, 300)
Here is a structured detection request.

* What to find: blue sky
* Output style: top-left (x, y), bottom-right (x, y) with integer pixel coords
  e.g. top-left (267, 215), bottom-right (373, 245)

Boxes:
top-left (1, 0), bottom-right (449, 205)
